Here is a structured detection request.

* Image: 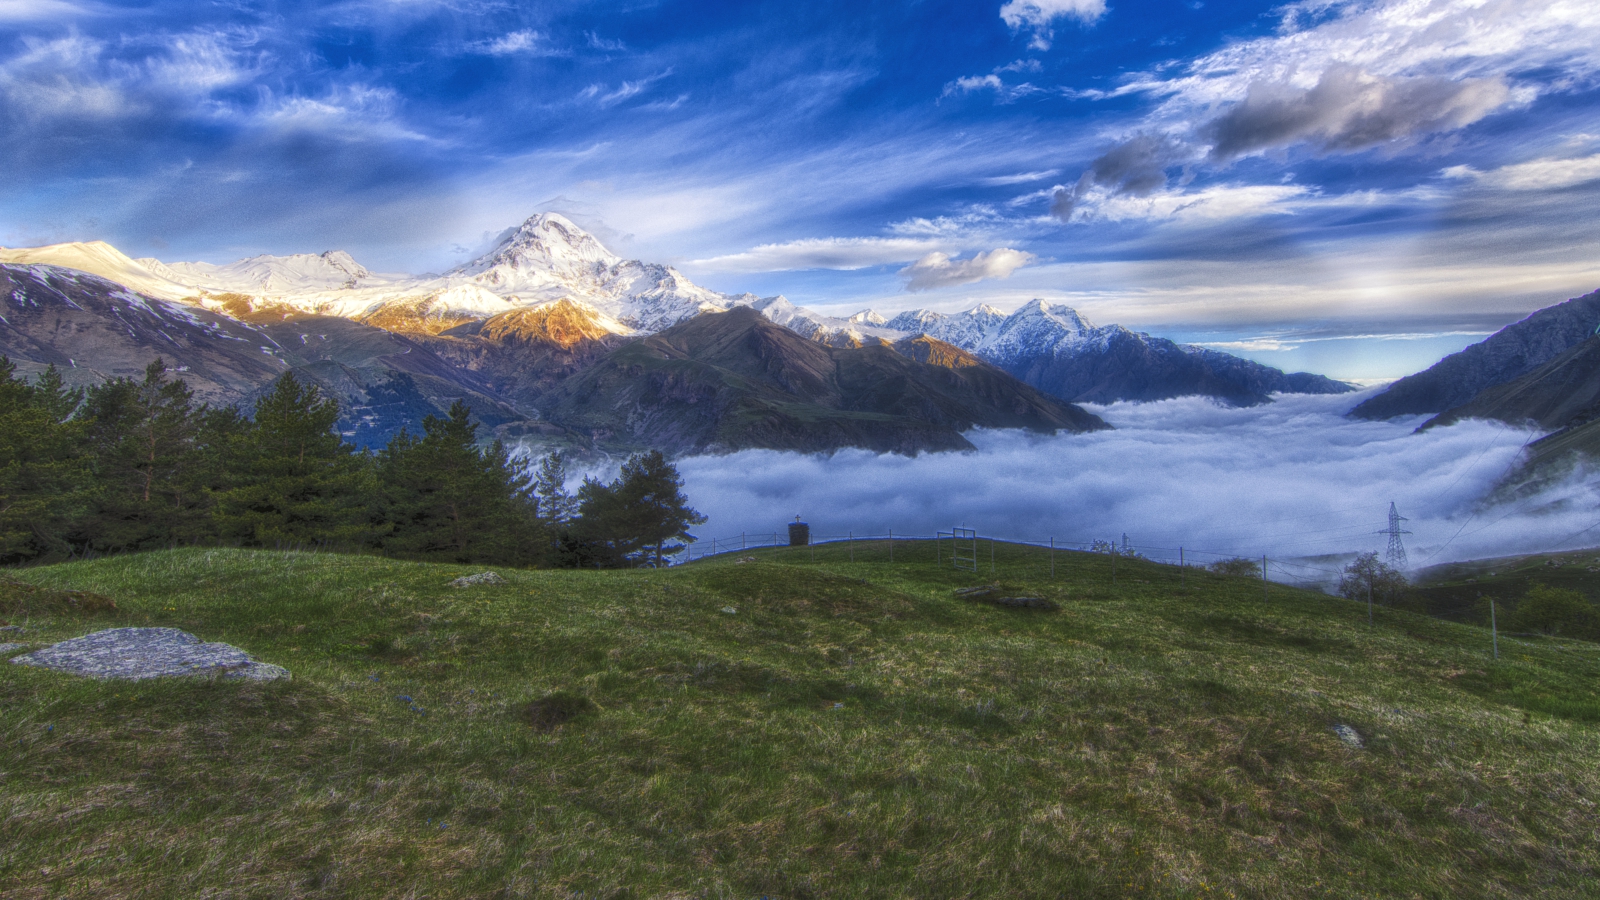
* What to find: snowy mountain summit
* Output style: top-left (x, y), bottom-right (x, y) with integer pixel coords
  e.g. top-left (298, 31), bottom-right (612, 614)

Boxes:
top-left (152, 250), bottom-right (377, 295)
top-left (445, 212), bottom-right (745, 331)
top-left (452, 213), bottom-right (621, 284)
top-left (0, 211), bottom-right (1354, 406)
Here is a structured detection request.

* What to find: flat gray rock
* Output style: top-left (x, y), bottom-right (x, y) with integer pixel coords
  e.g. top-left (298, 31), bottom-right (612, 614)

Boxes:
top-left (0, 642), bottom-right (26, 654)
top-left (1332, 723), bottom-right (1364, 749)
top-left (450, 572), bottom-right (506, 587)
top-left (10, 627), bottom-right (289, 682)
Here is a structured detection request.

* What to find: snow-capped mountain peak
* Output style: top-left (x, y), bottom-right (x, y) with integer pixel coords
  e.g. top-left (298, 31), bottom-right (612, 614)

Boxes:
top-left (451, 212), bottom-right (621, 284)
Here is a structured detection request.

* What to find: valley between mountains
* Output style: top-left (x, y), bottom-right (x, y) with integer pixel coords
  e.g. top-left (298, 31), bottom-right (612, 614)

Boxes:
top-left (0, 213), bottom-right (1350, 455)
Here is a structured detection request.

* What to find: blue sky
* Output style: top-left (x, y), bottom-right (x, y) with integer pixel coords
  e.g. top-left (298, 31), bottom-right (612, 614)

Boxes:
top-left (3, 0), bottom-right (1600, 378)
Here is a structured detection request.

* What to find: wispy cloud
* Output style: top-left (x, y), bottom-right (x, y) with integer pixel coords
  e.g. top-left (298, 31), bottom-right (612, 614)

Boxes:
top-left (1443, 152), bottom-right (1600, 193)
top-left (0, 0), bottom-right (95, 21)
top-left (695, 236), bottom-right (953, 272)
top-left (1000, 0), bottom-right (1107, 50)
top-left (578, 70), bottom-right (672, 107)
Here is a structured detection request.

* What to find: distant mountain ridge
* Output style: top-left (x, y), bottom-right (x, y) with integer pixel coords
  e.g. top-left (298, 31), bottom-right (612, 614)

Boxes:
top-left (866, 299), bottom-right (1352, 406)
top-left (1, 212), bottom-right (1351, 408)
top-left (1350, 288), bottom-right (1600, 421)
top-left (535, 307), bottom-right (1108, 454)
top-left (0, 213), bottom-right (1364, 456)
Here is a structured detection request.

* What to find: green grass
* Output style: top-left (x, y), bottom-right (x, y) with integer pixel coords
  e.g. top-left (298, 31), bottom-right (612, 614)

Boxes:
top-left (1413, 547), bottom-right (1600, 621)
top-left (2, 541), bottom-right (1599, 898)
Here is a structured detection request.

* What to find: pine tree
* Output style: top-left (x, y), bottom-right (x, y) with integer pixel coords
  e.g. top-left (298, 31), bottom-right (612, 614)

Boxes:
top-left (378, 401), bottom-right (540, 564)
top-left (571, 450), bottom-right (705, 567)
top-left (216, 372), bottom-right (377, 548)
top-left (0, 359), bottom-right (84, 563)
top-left (77, 360), bottom-right (208, 552)
top-left (533, 451), bottom-right (579, 525)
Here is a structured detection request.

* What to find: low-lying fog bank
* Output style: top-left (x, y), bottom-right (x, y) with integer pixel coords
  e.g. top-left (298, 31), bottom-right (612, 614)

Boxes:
top-left (668, 391), bottom-right (1600, 579)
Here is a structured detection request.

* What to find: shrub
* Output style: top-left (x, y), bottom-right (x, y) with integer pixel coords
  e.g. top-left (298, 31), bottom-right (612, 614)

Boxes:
top-left (1338, 552), bottom-right (1409, 607)
top-left (1507, 585), bottom-right (1599, 639)
top-left (1209, 557), bottom-right (1262, 578)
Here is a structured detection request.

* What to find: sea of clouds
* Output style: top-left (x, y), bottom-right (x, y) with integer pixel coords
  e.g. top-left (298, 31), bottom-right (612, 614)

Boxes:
top-left (667, 390), bottom-right (1600, 582)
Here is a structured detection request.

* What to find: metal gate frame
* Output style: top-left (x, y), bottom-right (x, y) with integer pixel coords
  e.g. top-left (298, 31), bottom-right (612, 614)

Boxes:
top-left (947, 527), bottom-right (978, 572)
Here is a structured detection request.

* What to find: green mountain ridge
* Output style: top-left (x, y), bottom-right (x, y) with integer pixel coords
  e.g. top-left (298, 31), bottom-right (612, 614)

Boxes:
top-left (535, 307), bottom-right (1109, 454)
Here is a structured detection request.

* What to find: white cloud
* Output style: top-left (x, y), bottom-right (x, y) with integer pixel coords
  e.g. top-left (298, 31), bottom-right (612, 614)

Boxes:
top-left (1445, 152), bottom-right (1600, 192)
top-left (674, 392), bottom-right (1600, 573)
top-left (943, 74), bottom-right (1002, 96)
top-left (1000, 0), bottom-right (1108, 49)
top-left (482, 29), bottom-right (541, 55)
top-left (900, 247), bottom-right (1035, 291)
top-left (1050, 0), bottom-right (1600, 212)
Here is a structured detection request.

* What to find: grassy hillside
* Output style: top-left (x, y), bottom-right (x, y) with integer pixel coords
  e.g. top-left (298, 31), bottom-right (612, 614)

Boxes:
top-left (1412, 547), bottom-right (1600, 620)
top-left (2, 542), bottom-right (1598, 898)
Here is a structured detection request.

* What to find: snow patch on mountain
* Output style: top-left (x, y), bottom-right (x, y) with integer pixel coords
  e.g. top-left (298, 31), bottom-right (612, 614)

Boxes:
top-left (159, 250), bottom-right (384, 294)
top-left (0, 242), bottom-right (196, 302)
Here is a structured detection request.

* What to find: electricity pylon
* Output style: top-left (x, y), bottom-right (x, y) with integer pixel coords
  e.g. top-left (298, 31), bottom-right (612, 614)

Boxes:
top-left (1379, 502), bottom-right (1411, 569)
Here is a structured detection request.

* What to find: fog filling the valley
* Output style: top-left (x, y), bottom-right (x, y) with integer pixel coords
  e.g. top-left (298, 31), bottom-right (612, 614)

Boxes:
top-left (667, 391), bottom-right (1600, 581)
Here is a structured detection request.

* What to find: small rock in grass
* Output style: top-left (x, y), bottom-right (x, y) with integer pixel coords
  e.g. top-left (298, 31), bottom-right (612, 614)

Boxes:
top-left (450, 572), bottom-right (507, 587)
top-left (721, 606), bottom-right (737, 615)
top-left (10, 627), bottom-right (289, 681)
top-left (0, 642), bottom-right (27, 654)
top-left (1332, 724), bottom-right (1364, 749)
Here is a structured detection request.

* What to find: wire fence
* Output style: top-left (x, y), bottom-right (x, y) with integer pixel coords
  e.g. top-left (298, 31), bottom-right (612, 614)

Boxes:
top-left (680, 527), bottom-right (1589, 656)
top-left (681, 527), bottom-right (1353, 592)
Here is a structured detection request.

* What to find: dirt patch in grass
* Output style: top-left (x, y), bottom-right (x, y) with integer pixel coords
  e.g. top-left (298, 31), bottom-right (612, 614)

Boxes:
top-left (521, 691), bottom-right (596, 730)
top-left (0, 579), bottom-right (117, 619)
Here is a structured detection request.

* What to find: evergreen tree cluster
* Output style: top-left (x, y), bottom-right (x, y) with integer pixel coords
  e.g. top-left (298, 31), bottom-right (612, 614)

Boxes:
top-left (0, 358), bottom-right (703, 569)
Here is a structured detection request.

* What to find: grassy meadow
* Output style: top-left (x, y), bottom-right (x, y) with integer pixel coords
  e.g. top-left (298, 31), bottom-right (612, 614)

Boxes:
top-left (1, 540), bottom-right (1598, 898)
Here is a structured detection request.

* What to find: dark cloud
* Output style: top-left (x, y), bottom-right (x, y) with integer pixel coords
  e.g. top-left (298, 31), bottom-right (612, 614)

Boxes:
top-left (1206, 64), bottom-right (1511, 161)
top-left (1051, 133), bottom-right (1189, 221)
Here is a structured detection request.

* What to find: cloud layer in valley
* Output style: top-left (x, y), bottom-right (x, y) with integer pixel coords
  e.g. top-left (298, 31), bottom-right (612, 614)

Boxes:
top-left (667, 392), bottom-right (1600, 580)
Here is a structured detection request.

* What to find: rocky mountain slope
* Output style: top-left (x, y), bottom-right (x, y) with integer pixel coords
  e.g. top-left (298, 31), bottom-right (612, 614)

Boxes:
top-left (1, 212), bottom-right (1363, 453)
top-left (1422, 336), bottom-right (1600, 432)
top-left (1350, 288), bottom-right (1600, 420)
top-left (0, 263), bottom-right (287, 401)
top-left (0, 264), bottom-right (550, 447)
top-left (4, 214), bottom-right (1350, 408)
top-left (535, 307), bottom-right (1107, 454)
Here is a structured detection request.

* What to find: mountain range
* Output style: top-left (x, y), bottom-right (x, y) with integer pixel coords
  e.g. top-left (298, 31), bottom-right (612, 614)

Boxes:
top-left (1350, 288), bottom-right (1600, 495)
top-left (0, 213), bottom-right (1351, 454)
